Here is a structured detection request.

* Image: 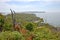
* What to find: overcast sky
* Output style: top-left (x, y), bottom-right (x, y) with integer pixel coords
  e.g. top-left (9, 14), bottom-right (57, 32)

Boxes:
top-left (0, 0), bottom-right (60, 12)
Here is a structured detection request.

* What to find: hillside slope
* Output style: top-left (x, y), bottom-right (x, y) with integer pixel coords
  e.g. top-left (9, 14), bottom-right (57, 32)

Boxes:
top-left (6, 13), bottom-right (40, 22)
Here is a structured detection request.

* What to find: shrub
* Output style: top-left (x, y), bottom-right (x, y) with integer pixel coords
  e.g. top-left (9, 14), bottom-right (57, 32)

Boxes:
top-left (25, 23), bottom-right (34, 31)
top-left (0, 31), bottom-right (25, 40)
top-left (3, 23), bottom-right (12, 31)
top-left (33, 27), bottom-right (59, 40)
top-left (0, 14), bottom-right (4, 32)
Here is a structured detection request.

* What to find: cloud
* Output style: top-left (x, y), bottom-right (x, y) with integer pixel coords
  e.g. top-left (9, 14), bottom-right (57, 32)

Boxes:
top-left (14, 0), bottom-right (60, 2)
top-left (0, 0), bottom-right (40, 2)
top-left (14, 0), bottom-right (40, 2)
top-left (0, 2), bottom-right (41, 12)
top-left (0, 0), bottom-right (45, 12)
top-left (0, 0), bottom-right (60, 3)
top-left (0, 0), bottom-right (11, 2)
top-left (42, 0), bottom-right (60, 2)
top-left (0, 0), bottom-right (60, 13)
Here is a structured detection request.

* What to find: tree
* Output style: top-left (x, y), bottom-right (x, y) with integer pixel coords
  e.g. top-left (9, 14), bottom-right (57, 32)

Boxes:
top-left (0, 13), bottom-right (4, 32)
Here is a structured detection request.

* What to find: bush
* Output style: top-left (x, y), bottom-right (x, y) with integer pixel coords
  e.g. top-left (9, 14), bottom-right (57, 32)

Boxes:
top-left (3, 23), bottom-right (12, 31)
top-left (0, 31), bottom-right (25, 40)
top-left (0, 14), bottom-right (4, 32)
top-left (25, 23), bottom-right (34, 31)
top-left (33, 27), bottom-right (59, 40)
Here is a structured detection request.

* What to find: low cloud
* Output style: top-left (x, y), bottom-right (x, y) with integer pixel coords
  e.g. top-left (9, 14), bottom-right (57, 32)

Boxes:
top-left (0, 0), bottom-right (11, 2)
top-left (0, 0), bottom-right (60, 3)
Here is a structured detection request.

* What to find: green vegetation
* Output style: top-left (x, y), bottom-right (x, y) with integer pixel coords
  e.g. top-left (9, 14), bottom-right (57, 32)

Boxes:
top-left (33, 26), bottom-right (59, 40)
top-left (6, 13), bottom-right (40, 26)
top-left (0, 13), bottom-right (60, 40)
top-left (25, 23), bottom-right (34, 31)
top-left (0, 31), bottom-right (25, 40)
top-left (0, 13), bottom-right (5, 32)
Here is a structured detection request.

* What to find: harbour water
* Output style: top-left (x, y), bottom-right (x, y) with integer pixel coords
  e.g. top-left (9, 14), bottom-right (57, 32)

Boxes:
top-left (35, 12), bottom-right (60, 27)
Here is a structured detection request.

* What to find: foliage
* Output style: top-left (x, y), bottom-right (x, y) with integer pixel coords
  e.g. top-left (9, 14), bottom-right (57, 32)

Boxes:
top-left (25, 23), bottom-right (34, 31)
top-left (33, 26), bottom-right (60, 40)
top-left (0, 14), bottom-right (4, 26)
top-left (0, 13), bottom-right (60, 40)
top-left (37, 18), bottom-right (44, 26)
top-left (3, 23), bottom-right (12, 31)
top-left (0, 13), bottom-right (5, 31)
top-left (6, 13), bottom-right (40, 26)
top-left (0, 31), bottom-right (25, 40)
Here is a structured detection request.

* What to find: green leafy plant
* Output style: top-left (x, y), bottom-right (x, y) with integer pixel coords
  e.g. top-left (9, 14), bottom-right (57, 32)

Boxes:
top-left (0, 31), bottom-right (25, 40)
top-left (25, 23), bottom-right (34, 31)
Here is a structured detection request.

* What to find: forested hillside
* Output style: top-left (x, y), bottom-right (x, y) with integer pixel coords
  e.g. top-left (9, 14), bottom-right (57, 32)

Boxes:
top-left (5, 13), bottom-right (42, 26)
top-left (6, 13), bottom-right (40, 22)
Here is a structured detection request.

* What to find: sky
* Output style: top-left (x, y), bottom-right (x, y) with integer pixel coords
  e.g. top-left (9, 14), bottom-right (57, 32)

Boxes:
top-left (0, 0), bottom-right (60, 12)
